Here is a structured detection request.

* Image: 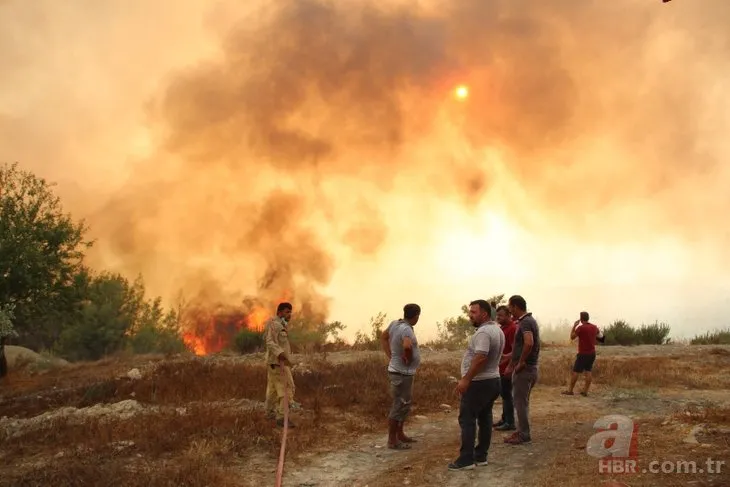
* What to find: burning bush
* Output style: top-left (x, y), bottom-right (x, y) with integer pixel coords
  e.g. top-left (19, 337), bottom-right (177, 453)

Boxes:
top-left (233, 329), bottom-right (264, 354)
top-left (180, 300), bottom-right (270, 356)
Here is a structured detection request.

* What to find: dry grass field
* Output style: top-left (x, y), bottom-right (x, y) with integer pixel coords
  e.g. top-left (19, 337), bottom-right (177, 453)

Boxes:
top-left (1, 344), bottom-right (729, 487)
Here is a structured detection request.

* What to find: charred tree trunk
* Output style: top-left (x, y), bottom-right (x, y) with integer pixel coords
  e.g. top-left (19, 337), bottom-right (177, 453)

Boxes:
top-left (0, 337), bottom-right (8, 378)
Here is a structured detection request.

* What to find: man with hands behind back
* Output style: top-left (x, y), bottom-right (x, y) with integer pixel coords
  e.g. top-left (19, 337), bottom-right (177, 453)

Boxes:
top-left (381, 303), bottom-right (422, 450)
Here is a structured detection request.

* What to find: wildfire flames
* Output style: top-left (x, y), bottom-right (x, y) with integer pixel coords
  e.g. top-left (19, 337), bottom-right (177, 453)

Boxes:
top-left (181, 303), bottom-right (273, 356)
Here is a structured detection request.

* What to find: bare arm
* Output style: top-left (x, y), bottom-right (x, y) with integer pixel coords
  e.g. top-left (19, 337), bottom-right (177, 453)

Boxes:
top-left (518, 332), bottom-right (534, 365)
top-left (381, 329), bottom-right (391, 359)
top-left (570, 321), bottom-right (580, 341)
top-left (402, 336), bottom-right (413, 364)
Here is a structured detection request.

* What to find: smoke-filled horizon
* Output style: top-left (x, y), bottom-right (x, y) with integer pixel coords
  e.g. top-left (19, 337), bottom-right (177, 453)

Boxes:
top-left (2, 0), bottom-right (729, 340)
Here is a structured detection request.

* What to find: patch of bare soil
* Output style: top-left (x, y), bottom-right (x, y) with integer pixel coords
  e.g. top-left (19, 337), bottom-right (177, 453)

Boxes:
top-left (243, 345), bottom-right (730, 487)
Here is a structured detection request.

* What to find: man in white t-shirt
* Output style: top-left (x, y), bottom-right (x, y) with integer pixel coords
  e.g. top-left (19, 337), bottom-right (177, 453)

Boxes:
top-left (380, 303), bottom-right (422, 450)
top-left (448, 299), bottom-right (505, 471)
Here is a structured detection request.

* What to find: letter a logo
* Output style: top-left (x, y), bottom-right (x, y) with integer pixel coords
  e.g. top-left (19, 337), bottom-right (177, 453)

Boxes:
top-left (585, 415), bottom-right (636, 458)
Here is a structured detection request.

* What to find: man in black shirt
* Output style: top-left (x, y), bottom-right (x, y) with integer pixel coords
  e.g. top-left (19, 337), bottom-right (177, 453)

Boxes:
top-left (504, 295), bottom-right (540, 445)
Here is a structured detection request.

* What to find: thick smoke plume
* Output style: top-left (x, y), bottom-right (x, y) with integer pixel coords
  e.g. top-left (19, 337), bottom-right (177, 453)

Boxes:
top-left (2, 0), bottom-right (729, 335)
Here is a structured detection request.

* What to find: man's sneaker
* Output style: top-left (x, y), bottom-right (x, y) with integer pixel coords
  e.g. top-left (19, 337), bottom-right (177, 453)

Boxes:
top-left (495, 423), bottom-right (516, 431)
top-left (448, 461), bottom-right (475, 471)
top-left (475, 457), bottom-right (489, 466)
top-left (492, 420), bottom-right (505, 429)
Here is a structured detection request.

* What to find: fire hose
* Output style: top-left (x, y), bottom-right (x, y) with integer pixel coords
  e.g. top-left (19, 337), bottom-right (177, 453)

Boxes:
top-left (275, 363), bottom-right (290, 487)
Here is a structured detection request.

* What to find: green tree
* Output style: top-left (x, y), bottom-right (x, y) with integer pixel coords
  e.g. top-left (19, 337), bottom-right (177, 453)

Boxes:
top-left (0, 303), bottom-right (17, 377)
top-left (0, 162), bottom-right (92, 350)
top-left (435, 294), bottom-right (506, 347)
top-left (55, 272), bottom-right (136, 361)
top-left (353, 312), bottom-right (388, 349)
top-left (0, 303), bottom-right (18, 340)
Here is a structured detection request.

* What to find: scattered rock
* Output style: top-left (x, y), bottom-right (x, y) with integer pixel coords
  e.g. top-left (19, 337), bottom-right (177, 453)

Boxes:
top-left (127, 368), bottom-right (142, 380)
top-left (414, 415), bottom-right (428, 421)
top-left (0, 399), bottom-right (148, 439)
top-left (439, 404), bottom-right (452, 412)
top-left (4, 345), bottom-right (69, 369)
top-left (683, 424), bottom-right (704, 444)
top-left (446, 376), bottom-right (458, 383)
top-left (112, 440), bottom-right (135, 451)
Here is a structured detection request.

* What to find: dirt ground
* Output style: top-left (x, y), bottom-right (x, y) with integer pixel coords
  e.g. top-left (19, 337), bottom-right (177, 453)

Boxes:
top-left (248, 344), bottom-right (730, 487)
top-left (1, 344), bottom-right (729, 487)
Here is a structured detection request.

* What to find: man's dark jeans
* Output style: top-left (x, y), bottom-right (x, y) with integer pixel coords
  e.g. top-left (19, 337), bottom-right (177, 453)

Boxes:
top-left (456, 378), bottom-right (502, 465)
top-left (499, 375), bottom-right (515, 425)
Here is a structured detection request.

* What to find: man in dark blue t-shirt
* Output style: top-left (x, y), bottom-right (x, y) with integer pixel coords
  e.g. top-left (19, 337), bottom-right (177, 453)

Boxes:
top-left (504, 295), bottom-right (540, 445)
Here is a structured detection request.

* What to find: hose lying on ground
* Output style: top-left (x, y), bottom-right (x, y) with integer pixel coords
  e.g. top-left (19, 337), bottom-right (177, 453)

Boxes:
top-left (275, 364), bottom-right (290, 487)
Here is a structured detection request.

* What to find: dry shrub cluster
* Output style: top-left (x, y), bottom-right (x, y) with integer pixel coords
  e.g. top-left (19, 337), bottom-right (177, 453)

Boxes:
top-left (3, 349), bottom-right (729, 486)
top-left (535, 353), bottom-right (730, 390)
top-left (6, 455), bottom-right (237, 487)
top-left (1, 356), bottom-right (460, 487)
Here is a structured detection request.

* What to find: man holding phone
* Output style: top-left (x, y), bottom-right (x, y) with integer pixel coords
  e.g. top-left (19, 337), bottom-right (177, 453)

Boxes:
top-left (563, 311), bottom-right (604, 397)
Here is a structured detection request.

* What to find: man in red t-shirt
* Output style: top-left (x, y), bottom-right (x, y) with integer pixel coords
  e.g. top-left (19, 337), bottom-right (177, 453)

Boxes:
top-left (562, 311), bottom-right (604, 397)
top-left (493, 305), bottom-right (518, 430)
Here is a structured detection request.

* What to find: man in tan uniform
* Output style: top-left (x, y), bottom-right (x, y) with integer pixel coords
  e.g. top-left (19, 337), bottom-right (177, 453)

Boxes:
top-left (264, 302), bottom-right (296, 428)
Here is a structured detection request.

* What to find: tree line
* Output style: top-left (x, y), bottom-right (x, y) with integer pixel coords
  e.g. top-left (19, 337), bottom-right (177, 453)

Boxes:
top-left (1, 162), bottom-right (186, 361)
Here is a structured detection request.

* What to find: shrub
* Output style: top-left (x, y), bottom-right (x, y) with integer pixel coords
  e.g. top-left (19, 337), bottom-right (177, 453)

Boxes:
top-left (352, 312), bottom-right (388, 351)
top-left (690, 328), bottom-right (730, 345)
top-left (234, 329), bottom-right (264, 354)
top-left (431, 295), bottom-right (506, 348)
top-left (603, 320), bottom-right (637, 345)
top-left (127, 325), bottom-right (188, 355)
top-left (636, 321), bottom-right (671, 345)
top-left (602, 320), bottom-right (672, 346)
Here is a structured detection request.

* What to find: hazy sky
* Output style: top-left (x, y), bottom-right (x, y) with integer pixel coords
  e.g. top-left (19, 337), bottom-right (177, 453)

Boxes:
top-left (2, 0), bottom-right (729, 341)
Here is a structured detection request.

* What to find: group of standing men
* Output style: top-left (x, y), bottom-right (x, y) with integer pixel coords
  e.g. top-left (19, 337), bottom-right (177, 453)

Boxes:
top-left (261, 297), bottom-right (602, 472)
top-left (381, 295), bottom-right (539, 471)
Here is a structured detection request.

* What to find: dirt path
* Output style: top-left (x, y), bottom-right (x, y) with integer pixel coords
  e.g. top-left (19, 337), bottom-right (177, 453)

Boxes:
top-left (239, 388), bottom-right (600, 487)
top-left (241, 384), bottom-right (730, 487)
